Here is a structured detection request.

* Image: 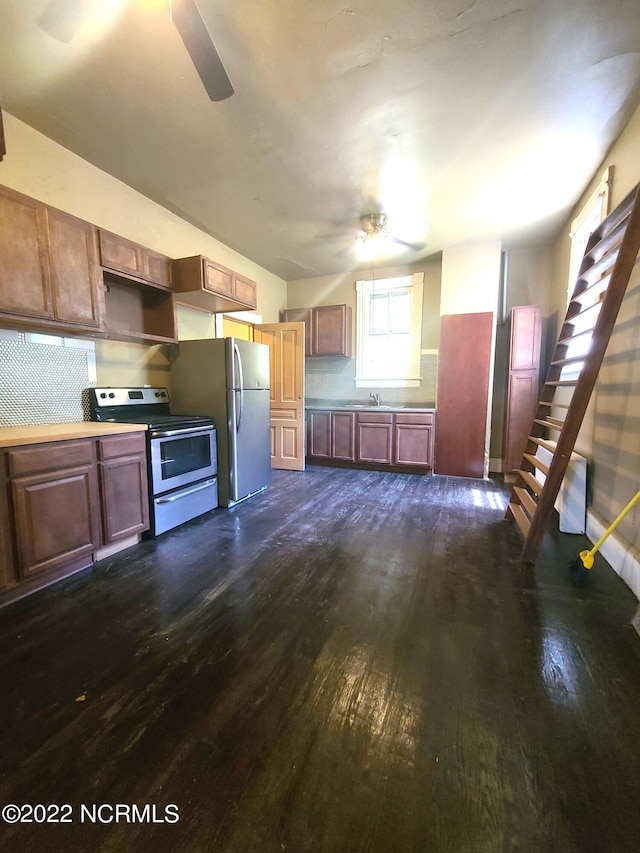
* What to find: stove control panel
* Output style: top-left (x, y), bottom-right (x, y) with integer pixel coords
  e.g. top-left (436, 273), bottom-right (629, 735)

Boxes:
top-left (92, 387), bottom-right (170, 407)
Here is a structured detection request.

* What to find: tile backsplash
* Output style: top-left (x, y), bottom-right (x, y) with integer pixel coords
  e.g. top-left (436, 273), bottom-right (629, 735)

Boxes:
top-left (0, 330), bottom-right (96, 426)
top-left (304, 352), bottom-right (438, 407)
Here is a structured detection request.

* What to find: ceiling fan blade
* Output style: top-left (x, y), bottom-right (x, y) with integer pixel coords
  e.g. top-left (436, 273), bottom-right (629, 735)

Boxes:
top-left (390, 236), bottom-right (425, 252)
top-left (37, 0), bottom-right (92, 43)
top-left (171, 0), bottom-right (234, 102)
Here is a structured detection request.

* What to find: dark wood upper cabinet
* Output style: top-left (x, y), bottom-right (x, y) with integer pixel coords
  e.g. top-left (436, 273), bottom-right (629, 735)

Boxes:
top-left (281, 307), bottom-right (313, 355)
top-left (282, 304), bottom-right (352, 357)
top-left (46, 206), bottom-right (104, 329)
top-left (171, 255), bottom-right (257, 312)
top-left (0, 185), bottom-right (53, 321)
top-left (0, 185), bottom-right (106, 331)
top-left (98, 229), bottom-right (173, 290)
top-left (0, 185), bottom-right (177, 342)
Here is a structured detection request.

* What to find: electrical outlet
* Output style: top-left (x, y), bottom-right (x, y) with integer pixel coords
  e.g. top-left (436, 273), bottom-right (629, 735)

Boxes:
top-left (632, 605), bottom-right (640, 637)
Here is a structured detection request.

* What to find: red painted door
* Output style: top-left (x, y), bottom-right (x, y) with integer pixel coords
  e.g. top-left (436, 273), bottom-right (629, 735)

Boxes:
top-left (435, 312), bottom-right (494, 478)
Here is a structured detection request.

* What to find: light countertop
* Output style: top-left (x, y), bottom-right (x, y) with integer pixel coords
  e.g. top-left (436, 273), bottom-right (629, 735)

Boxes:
top-left (305, 404), bottom-right (436, 413)
top-left (0, 422), bottom-right (148, 448)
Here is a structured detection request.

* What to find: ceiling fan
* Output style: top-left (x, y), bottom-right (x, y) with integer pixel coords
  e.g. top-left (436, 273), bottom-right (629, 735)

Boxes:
top-left (359, 212), bottom-right (424, 252)
top-left (37, 0), bottom-right (234, 102)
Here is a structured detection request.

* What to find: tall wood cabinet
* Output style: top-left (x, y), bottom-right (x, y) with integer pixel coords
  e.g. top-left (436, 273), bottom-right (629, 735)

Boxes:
top-left (503, 305), bottom-right (542, 479)
top-left (435, 312), bottom-right (494, 478)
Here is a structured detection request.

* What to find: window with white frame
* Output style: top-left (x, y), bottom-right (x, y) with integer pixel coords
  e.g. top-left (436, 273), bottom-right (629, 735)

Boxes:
top-left (355, 273), bottom-right (423, 388)
top-left (563, 168), bottom-right (611, 380)
top-left (567, 167), bottom-right (611, 306)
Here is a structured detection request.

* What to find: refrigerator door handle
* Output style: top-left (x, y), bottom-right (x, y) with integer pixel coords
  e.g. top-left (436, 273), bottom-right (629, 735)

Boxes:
top-left (234, 342), bottom-right (244, 429)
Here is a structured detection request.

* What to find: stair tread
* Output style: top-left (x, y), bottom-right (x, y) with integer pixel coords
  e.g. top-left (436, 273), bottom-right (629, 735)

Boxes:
top-left (509, 500), bottom-right (531, 537)
top-left (523, 453), bottom-right (549, 476)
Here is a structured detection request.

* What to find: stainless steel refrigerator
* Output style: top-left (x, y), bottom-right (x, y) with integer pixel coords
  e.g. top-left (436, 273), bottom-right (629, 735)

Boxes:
top-left (170, 337), bottom-right (271, 507)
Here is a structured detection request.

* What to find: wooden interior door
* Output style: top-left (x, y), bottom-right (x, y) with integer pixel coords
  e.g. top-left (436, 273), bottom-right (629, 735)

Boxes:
top-left (254, 322), bottom-right (305, 471)
top-left (435, 312), bottom-right (494, 478)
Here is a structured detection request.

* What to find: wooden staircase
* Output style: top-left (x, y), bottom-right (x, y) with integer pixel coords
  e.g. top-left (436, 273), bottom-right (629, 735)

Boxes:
top-left (506, 182), bottom-right (640, 562)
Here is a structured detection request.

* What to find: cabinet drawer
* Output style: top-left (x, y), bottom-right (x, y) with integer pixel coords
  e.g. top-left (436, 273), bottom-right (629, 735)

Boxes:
top-left (356, 411), bottom-right (393, 424)
top-left (9, 440), bottom-right (95, 477)
top-left (395, 412), bottom-right (434, 425)
top-left (97, 433), bottom-right (146, 461)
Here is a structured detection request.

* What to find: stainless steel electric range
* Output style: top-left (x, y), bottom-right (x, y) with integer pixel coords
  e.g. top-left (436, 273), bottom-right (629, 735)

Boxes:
top-left (88, 387), bottom-right (217, 537)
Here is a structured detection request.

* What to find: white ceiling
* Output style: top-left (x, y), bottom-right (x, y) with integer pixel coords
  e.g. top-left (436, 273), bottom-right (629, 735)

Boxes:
top-left (2, 0), bottom-right (640, 281)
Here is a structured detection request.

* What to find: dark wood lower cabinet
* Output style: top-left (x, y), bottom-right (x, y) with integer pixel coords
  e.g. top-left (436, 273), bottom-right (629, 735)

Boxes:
top-left (307, 410), bottom-right (332, 458)
top-left (357, 413), bottom-right (394, 464)
top-left (9, 442), bottom-right (102, 579)
top-left (394, 412), bottom-right (435, 467)
top-left (97, 434), bottom-right (149, 543)
top-left (331, 412), bottom-right (356, 461)
top-left (2, 432), bottom-right (149, 599)
top-left (307, 409), bottom-right (435, 470)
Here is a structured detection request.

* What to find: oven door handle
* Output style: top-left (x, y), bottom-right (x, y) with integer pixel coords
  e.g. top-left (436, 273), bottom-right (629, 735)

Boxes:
top-left (155, 479), bottom-right (217, 504)
top-left (150, 426), bottom-right (214, 439)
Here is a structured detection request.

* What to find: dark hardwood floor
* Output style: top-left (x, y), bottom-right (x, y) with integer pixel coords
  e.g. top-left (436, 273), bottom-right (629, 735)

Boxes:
top-left (1, 466), bottom-right (640, 852)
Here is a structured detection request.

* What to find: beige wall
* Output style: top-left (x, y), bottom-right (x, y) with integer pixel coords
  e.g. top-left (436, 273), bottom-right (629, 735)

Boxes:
top-left (440, 242), bottom-right (502, 317)
top-left (0, 113), bottom-right (287, 386)
top-left (548, 102), bottom-right (640, 592)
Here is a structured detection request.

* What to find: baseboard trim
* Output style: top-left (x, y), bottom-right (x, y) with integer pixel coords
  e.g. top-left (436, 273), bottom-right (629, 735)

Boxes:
top-left (586, 510), bottom-right (640, 600)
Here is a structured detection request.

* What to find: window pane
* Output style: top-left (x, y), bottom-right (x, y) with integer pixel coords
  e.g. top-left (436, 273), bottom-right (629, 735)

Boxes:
top-left (369, 292), bottom-right (389, 334)
top-left (388, 291), bottom-right (410, 333)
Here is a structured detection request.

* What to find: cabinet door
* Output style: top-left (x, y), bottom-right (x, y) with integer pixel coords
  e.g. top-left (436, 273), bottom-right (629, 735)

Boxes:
top-left (203, 259), bottom-right (234, 297)
top-left (99, 454), bottom-right (149, 542)
top-left (307, 410), bottom-right (332, 458)
top-left (357, 413), bottom-right (393, 464)
top-left (313, 304), bottom-right (352, 356)
top-left (283, 308), bottom-right (313, 356)
top-left (436, 312), bottom-right (493, 478)
top-left (142, 248), bottom-right (173, 289)
top-left (0, 185), bottom-right (53, 319)
top-left (504, 305), bottom-right (542, 475)
top-left (11, 464), bottom-right (101, 578)
top-left (98, 229), bottom-right (143, 278)
top-left (331, 411), bottom-right (355, 461)
top-left (46, 207), bottom-right (104, 328)
top-left (394, 414), bottom-right (434, 467)
top-left (234, 272), bottom-right (257, 309)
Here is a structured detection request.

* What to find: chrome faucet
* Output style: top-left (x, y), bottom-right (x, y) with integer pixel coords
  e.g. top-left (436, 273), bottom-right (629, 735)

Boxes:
top-left (370, 392), bottom-right (381, 406)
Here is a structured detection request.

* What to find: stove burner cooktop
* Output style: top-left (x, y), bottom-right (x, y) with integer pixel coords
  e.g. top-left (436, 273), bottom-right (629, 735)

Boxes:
top-left (87, 387), bottom-right (214, 432)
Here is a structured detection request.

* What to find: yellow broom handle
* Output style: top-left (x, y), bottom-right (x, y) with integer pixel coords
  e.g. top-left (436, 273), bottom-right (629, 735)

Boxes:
top-left (588, 489), bottom-right (640, 556)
